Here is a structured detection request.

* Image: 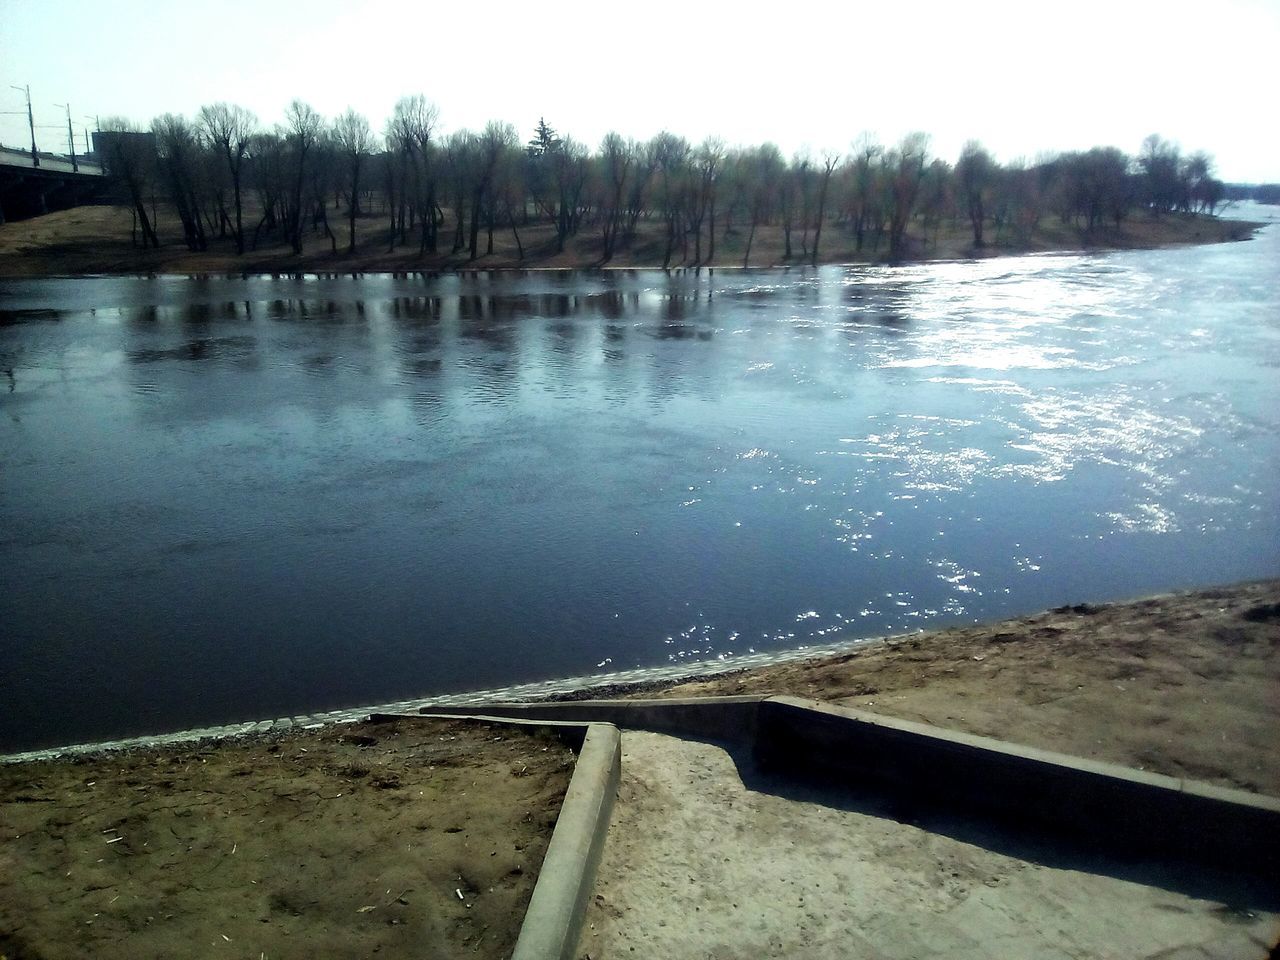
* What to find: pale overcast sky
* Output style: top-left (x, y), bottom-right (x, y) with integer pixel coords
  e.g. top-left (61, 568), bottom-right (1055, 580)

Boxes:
top-left (1, 0), bottom-right (1276, 181)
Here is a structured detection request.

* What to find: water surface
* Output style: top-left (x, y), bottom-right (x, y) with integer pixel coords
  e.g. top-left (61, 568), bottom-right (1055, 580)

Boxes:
top-left (2, 217), bottom-right (1278, 750)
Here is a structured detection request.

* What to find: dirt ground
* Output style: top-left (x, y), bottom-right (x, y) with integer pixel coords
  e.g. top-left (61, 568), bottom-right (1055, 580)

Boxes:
top-left (0, 716), bottom-right (574, 960)
top-left (614, 580), bottom-right (1280, 797)
top-left (0, 201), bottom-right (1261, 277)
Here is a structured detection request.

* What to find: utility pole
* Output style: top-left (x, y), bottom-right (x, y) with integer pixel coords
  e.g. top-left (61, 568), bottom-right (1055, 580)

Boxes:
top-left (10, 84), bottom-right (38, 166)
top-left (84, 115), bottom-right (99, 159)
top-left (55, 102), bottom-right (77, 171)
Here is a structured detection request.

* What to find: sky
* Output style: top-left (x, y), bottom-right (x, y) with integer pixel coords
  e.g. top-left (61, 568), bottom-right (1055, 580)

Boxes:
top-left (1, 0), bottom-right (1277, 182)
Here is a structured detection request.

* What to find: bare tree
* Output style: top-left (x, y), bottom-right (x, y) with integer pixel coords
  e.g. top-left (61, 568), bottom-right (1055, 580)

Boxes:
top-left (886, 133), bottom-right (929, 259)
top-left (98, 118), bottom-right (161, 249)
top-left (695, 138), bottom-right (725, 264)
top-left (779, 152), bottom-right (813, 260)
top-left (846, 134), bottom-right (882, 252)
top-left (777, 160), bottom-right (798, 260)
top-left (442, 130), bottom-right (476, 254)
top-left (469, 121), bottom-right (516, 259)
top-left (283, 100), bottom-right (322, 254)
top-left (551, 136), bottom-right (589, 253)
top-left (678, 137), bottom-right (724, 265)
top-left (307, 130), bottom-right (340, 254)
top-left (248, 130), bottom-right (286, 248)
top-left (1183, 151), bottom-right (1224, 214)
top-left (954, 140), bottom-right (995, 247)
top-left (649, 132), bottom-right (691, 268)
top-left (525, 119), bottom-right (589, 252)
top-left (1054, 147), bottom-right (1131, 231)
top-left (332, 108), bottom-right (372, 253)
top-left (740, 143), bottom-right (783, 267)
top-left (598, 132), bottom-right (635, 263)
top-left (386, 95), bottom-right (442, 254)
top-left (198, 103), bottom-right (256, 254)
top-left (494, 131), bottom-right (528, 259)
top-left (810, 150), bottom-right (841, 266)
top-left (152, 114), bottom-right (208, 251)
top-left (918, 158), bottom-right (952, 247)
top-left (1139, 134), bottom-right (1182, 214)
top-left (383, 110), bottom-right (410, 247)
top-left (622, 140), bottom-right (657, 244)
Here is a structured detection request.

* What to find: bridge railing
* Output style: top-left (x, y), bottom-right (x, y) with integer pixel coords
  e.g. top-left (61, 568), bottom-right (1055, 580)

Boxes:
top-left (0, 145), bottom-right (104, 176)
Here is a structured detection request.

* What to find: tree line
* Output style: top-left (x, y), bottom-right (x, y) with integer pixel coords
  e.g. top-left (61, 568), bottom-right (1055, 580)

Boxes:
top-left (95, 98), bottom-right (1230, 265)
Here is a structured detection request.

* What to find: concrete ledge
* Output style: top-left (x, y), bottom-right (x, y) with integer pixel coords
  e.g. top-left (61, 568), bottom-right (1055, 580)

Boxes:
top-left (417, 696), bottom-right (764, 745)
top-left (511, 722), bottom-right (620, 960)
top-left (756, 696), bottom-right (1280, 875)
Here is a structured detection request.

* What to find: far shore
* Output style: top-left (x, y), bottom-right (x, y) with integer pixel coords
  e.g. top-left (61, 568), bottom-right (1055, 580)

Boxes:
top-left (0, 202), bottom-right (1264, 279)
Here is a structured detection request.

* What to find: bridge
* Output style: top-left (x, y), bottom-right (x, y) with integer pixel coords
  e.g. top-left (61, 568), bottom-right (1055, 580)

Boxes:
top-left (0, 145), bottom-right (106, 223)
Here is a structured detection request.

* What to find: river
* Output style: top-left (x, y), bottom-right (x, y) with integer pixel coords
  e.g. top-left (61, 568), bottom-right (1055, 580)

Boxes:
top-left (2, 210), bottom-right (1278, 751)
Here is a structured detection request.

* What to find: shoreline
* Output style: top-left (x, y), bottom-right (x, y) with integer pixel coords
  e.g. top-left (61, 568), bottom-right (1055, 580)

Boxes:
top-left (0, 205), bottom-right (1264, 279)
top-left (0, 236), bottom-right (1259, 281)
top-left (7, 577), bottom-right (1277, 793)
top-left (0, 630), bottom-right (889, 764)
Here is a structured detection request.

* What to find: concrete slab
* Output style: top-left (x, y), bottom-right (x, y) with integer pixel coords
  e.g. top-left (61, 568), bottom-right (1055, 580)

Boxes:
top-left (578, 731), bottom-right (1279, 960)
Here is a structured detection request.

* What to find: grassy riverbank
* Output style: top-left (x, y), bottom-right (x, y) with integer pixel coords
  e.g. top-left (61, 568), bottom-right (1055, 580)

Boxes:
top-left (0, 203), bottom-right (1262, 277)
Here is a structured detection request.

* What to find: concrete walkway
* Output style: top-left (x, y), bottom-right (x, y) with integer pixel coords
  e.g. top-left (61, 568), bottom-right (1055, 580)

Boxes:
top-left (577, 731), bottom-right (1278, 959)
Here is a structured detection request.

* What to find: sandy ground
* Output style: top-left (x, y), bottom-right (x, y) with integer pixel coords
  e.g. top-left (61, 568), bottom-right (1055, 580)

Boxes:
top-left (605, 580), bottom-right (1280, 797)
top-left (0, 202), bottom-right (1262, 277)
top-left (579, 731), bottom-right (1279, 960)
top-left (0, 717), bottom-right (573, 960)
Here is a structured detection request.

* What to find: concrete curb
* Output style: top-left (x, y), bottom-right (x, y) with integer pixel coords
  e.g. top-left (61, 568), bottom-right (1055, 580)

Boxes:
top-left (511, 722), bottom-right (620, 960)
top-left (412, 713), bottom-right (621, 960)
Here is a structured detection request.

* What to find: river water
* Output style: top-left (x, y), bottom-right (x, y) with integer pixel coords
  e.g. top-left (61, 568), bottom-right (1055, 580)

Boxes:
top-left (3, 211), bottom-right (1278, 751)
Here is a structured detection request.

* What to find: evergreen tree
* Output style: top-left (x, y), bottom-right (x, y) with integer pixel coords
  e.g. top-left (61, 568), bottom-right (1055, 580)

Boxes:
top-left (527, 117), bottom-right (561, 157)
